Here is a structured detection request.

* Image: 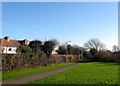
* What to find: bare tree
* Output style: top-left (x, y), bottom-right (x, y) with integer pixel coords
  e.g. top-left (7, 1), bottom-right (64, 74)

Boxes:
top-left (112, 45), bottom-right (120, 52)
top-left (71, 44), bottom-right (85, 56)
top-left (84, 38), bottom-right (105, 51)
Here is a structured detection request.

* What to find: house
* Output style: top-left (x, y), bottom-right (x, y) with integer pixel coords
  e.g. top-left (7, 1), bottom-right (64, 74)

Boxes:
top-left (52, 49), bottom-right (58, 54)
top-left (1, 36), bottom-right (19, 54)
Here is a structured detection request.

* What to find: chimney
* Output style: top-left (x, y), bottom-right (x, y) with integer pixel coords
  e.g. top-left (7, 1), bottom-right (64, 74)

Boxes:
top-left (4, 36), bottom-right (10, 41)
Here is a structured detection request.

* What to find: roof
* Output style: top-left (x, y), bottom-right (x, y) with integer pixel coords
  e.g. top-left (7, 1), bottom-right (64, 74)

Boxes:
top-left (1, 39), bottom-right (19, 47)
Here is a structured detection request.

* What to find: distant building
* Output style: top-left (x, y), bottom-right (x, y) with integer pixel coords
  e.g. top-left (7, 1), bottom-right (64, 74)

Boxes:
top-left (0, 36), bottom-right (19, 54)
top-left (52, 49), bottom-right (58, 54)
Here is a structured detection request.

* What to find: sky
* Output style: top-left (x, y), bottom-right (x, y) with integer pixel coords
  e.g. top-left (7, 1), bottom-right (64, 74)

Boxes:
top-left (2, 2), bottom-right (118, 51)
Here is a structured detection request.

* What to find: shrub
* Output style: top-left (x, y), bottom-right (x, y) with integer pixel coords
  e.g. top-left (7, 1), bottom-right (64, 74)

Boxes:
top-left (2, 53), bottom-right (79, 71)
top-left (21, 45), bottom-right (32, 53)
top-left (93, 50), bottom-right (112, 62)
top-left (112, 52), bottom-right (120, 62)
top-left (82, 51), bottom-right (92, 62)
top-left (90, 48), bottom-right (97, 56)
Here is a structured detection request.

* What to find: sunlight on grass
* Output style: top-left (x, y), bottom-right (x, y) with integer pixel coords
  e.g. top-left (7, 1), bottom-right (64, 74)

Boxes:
top-left (0, 72), bottom-right (2, 86)
top-left (3, 62), bottom-right (74, 80)
top-left (29, 62), bottom-right (119, 85)
top-left (0, 72), bottom-right (2, 80)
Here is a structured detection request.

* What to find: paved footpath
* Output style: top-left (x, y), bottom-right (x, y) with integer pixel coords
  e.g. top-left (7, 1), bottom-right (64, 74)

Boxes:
top-left (2, 63), bottom-right (82, 86)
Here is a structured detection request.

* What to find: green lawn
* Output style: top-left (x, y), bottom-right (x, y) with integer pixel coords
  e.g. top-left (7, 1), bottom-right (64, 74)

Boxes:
top-left (0, 72), bottom-right (2, 80)
top-left (3, 62), bottom-right (74, 80)
top-left (28, 62), bottom-right (119, 85)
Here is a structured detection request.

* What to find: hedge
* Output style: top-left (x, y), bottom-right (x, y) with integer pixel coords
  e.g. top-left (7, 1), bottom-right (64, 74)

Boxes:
top-left (2, 53), bottom-right (80, 71)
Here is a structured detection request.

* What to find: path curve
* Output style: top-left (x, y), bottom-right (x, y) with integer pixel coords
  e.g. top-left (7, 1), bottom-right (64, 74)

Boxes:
top-left (3, 63), bottom-right (82, 86)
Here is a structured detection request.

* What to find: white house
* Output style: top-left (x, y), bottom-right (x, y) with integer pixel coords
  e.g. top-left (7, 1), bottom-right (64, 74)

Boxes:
top-left (1, 36), bottom-right (19, 54)
top-left (52, 49), bottom-right (58, 54)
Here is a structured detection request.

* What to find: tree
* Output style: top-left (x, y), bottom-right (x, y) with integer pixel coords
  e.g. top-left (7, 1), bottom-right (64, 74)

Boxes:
top-left (90, 48), bottom-right (97, 56)
top-left (84, 38), bottom-right (105, 51)
top-left (94, 50), bottom-right (112, 62)
top-left (49, 39), bottom-right (59, 46)
top-left (67, 44), bottom-right (73, 54)
top-left (72, 45), bottom-right (85, 55)
top-left (112, 45), bottom-right (120, 52)
top-left (57, 44), bottom-right (85, 55)
top-left (42, 39), bottom-right (59, 58)
top-left (16, 44), bottom-right (32, 53)
top-left (29, 40), bottom-right (42, 53)
top-left (21, 45), bottom-right (32, 53)
top-left (112, 51), bottom-right (120, 62)
top-left (57, 45), bottom-right (67, 54)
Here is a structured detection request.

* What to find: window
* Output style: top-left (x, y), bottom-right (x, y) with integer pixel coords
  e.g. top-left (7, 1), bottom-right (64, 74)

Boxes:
top-left (13, 49), bottom-right (15, 51)
top-left (9, 48), bottom-right (12, 51)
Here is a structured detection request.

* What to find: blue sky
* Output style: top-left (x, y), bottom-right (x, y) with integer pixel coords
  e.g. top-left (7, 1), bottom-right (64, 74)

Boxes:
top-left (2, 2), bottom-right (118, 50)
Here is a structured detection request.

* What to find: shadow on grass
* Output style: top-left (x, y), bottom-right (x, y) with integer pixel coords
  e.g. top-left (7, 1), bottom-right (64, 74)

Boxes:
top-left (21, 84), bottom-right (119, 86)
top-left (95, 62), bottom-right (120, 66)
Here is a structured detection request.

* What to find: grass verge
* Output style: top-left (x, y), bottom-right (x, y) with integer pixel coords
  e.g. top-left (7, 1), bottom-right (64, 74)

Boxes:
top-left (3, 62), bottom-right (74, 80)
top-left (28, 62), bottom-right (119, 85)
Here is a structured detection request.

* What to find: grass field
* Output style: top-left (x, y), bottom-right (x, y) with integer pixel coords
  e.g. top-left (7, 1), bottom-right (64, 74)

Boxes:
top-left (3, 62), bottom-right (74, 80)
top-left (28, 62), bottom-right (119, 85)
top-left (0, 72), bottom-right (1, 80)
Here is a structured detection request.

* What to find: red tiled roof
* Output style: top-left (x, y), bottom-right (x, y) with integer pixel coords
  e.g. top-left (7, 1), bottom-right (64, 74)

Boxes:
top-left (1, 39), bottom-right (19, 47)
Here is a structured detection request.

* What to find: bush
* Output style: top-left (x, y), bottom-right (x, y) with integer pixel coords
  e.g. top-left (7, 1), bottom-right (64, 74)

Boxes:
top-left (90, 48), bottom-right (97, 56)
top-left (21, 45), bottom-right (32, 53)
top-left (93, 50), bottom-right (112, 62)
top-left (2, 53), bottom-right (47, 71)
top-left (83, 51), bottom-right (92, 62)
top-left (112, 52), bottom-right (120, 62)
top-left (2, 53), bottom-right (79, 71)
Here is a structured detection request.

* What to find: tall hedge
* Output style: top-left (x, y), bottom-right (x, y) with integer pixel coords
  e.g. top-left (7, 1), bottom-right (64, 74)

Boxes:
top-left (2, 54), bottom-right (79, 71)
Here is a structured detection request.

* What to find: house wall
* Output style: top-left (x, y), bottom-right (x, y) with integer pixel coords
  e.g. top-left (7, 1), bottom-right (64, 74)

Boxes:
top-left (2, 47), bottom-right (17, 54)
top-left (52, 49), bottom-right (58, 54)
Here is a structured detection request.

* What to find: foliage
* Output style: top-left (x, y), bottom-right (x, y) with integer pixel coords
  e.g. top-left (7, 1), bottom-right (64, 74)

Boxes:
top-left (83, 51), bottom-right (92, 58)
top-left (2, 53), bottom-right (79, 71)
top-left (112, 51), bottom-right (120, 62)
top-left (112, 45), bottom-right (120, 52)
top-left (29, 40), bottom-right (42, 53)
top-left (82, 51), bottom-right (92, 62)
top-left (82, 49), bottom-right (120, 62)
top-left (84, 38), bottom-right (105, 51)
top-left (72, 45), bottom-right (84, 55)
top-left (42, 39), bottom-right (59, 58)
top-left (93, 50), bottom-right (112, 62)
top-left (57, 45), bottom-right (67, 54)
top-left (57, 44), bottom-right (85, 56)
top-left (90, 48), bottom-right (97, 56)
top-left (67, 44), bottom-right (73, 54)
top-left (20, 45), bottom-right (32, 53)
top-left (2, 53), bottom-right (47, 71)
top-left (49, 39), bottom-right (59, 46)
top-left (28, 62), bottom-right (119, 84)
